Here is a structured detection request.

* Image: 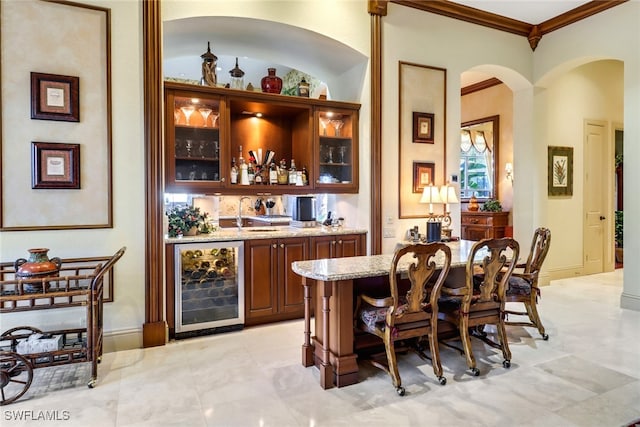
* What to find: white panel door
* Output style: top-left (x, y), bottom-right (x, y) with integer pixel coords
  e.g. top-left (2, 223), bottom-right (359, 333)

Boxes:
top-left (584, 121), bottom-right (607, 275)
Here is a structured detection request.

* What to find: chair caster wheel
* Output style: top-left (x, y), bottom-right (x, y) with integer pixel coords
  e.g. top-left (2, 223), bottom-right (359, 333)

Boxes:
top-left (503, 360), bottom-right (511, 368)
top-left (396, 386), bottom-right (405, 396)
top-left (438, 376), bottom-right (446, 385)
top-left (542, 333), bottom-right (549, 341)
top-left (87, 379), bottom-right (96, 389)
top-left (470, 367), bottom-right (480, 376)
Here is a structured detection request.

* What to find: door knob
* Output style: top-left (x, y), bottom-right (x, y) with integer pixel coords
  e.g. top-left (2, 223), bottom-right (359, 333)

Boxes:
top-left (600, 215), bottom-right (606, 220)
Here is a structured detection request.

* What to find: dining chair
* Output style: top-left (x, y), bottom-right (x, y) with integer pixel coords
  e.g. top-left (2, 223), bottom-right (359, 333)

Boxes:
top-left (439, 238), bottom-right (519, 376)
top-left (504, 227), bottom-right (551, 339)
top-left (356, 242), bottom-right (452, 396)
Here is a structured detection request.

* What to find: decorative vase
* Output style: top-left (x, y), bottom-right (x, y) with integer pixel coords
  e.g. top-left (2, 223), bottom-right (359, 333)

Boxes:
top-left (468, 195), bottom-right (479, 211)
top-left (184, 226), bottom-right (199, 236)
top-left (14, 248), bottom-right (62, 292)
top-left (261, 68), bottom-right (282, 94)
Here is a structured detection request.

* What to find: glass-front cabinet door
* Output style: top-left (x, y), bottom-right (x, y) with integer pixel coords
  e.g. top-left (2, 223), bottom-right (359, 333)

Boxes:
top-left (165, 89), bottom-right (225, 192)
top-left (315, 107), bottom-right (359, 193)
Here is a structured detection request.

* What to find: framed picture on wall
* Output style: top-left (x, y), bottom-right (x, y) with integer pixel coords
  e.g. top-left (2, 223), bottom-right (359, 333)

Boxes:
top-left (31, 142), bottom-right (81, 189)
top-left (30, 72), bottom-right (80, 122)
top-left (413, 161), bottom-right (435, 193)
top-left (413, 112), bottom-right (434, 143)
top-left (547, 146), bottom-right (573, 196)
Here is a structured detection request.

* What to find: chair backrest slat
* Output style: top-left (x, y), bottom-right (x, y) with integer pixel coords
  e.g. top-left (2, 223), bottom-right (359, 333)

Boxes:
top-left (467, 238), bottom-right (519, 304)
top-left (389, 243), bottom-right (452, 319)
top-left (524, 228), bottom-right (551, 275)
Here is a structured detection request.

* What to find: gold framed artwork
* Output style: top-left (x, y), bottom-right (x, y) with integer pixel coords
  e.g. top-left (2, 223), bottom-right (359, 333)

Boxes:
top-left (413, 161), bottom-right (435, 193)
top-left (548, 146), bottom-right (573, 196)
top-left (31, 142), bottom-right (80, 189)
top-left (413, 112), bottom-right (434, 143)
top-left (30, 72), bottom-right (80, 122)
top-left (399, 62), bottom-right (447, 218)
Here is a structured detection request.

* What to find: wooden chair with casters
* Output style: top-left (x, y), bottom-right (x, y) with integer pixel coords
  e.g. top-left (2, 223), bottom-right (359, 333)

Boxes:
top-left (439, 238), bottom-right (519, 376)
top-left (355, 242), bottom-right (452, 396)
top-left (505, 227), bottom-right (551, 340)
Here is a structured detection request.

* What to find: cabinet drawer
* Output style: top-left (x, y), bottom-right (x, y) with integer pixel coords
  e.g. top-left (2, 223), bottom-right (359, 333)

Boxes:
top-left (461, 215), bottom-right (489, 225)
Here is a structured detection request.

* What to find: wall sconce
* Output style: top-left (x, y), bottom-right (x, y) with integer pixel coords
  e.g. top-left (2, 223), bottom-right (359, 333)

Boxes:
top-left (505, 162), bottom-right (513, 182)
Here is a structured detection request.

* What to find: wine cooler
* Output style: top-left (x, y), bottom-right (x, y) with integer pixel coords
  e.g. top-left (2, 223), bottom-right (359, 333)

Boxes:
top-left (174, 241), bottom-right (244, 338)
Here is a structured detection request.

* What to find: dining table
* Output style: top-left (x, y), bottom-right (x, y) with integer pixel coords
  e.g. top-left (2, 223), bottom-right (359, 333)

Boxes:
top-left (291, 239), bottom-right (496, 389)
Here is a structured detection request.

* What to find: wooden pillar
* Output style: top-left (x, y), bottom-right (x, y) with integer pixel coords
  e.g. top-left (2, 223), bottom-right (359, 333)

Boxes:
top-left (368, 1), bottom-right (387, 255)
top-left (142, 0), bottom-right (167, 347)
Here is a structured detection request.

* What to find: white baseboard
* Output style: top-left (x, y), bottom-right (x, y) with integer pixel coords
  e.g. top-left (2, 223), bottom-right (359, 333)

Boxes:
top-left (620, 292), bottom-right (640, 312)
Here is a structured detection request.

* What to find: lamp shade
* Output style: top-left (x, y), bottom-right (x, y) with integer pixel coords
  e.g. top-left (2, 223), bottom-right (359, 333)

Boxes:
top-left (439, 184), bottom-right (459, 204)
top-left (420, 185), bottom-right (443, 204)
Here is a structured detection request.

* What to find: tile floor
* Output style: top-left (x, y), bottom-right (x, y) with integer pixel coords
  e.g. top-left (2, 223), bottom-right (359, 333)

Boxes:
top-left (3, 269), bottom-right (640, 426)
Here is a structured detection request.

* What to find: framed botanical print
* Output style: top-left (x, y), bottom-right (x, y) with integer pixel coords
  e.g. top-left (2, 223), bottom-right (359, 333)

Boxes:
top-left (548, 146), bottom-right (573, 196)
top-left (31, 142), bottom-right (80, 189)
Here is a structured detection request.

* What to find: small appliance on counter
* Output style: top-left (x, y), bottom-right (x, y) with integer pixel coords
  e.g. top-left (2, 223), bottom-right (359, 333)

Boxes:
top-left (285, 195), bottom-right (316, 227)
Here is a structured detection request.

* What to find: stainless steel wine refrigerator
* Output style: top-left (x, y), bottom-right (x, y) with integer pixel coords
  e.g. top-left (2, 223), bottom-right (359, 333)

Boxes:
top-left (174, 241), bottom-right (244, 338)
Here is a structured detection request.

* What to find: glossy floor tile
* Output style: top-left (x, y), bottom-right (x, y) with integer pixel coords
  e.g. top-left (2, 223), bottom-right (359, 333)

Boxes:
top-left (3, 270), bottom-right (639, 427)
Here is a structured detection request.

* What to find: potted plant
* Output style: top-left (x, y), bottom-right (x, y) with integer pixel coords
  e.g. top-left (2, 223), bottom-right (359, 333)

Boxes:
top-left (166, 205), bottom-right (208, 237)
top-left (480, 199), bottom-right (503, 212)
top-left (615, 210), bottom-right (623, 263)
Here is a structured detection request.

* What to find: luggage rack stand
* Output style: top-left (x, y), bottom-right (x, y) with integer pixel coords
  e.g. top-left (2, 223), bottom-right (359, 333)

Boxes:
top-left (0, 247), bottom-right (126, 405)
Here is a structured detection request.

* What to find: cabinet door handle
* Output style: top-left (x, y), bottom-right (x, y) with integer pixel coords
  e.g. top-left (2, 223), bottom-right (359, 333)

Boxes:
top-left (280, 243), bottom-right (284, 248)
top-left (272, 244), bottom-right (277, 248)
top-left (338, 240), bottom-right (343, 244)
top-left (221, 177), bottom-right (226, 182)
top-left (331, 241), bottom-right (336, 245)
top-left (471, 219), bottom-right (479, 224)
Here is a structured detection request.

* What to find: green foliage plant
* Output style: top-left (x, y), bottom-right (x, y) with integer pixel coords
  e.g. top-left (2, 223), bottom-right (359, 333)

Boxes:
top-left (480, 199), bottom-right (503, 212)
top-left (166, 205), bottom-right (208, 237)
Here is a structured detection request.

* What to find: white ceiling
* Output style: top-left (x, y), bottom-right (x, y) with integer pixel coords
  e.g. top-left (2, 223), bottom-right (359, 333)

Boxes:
top-left (449, 0), bottom-right (592, 25)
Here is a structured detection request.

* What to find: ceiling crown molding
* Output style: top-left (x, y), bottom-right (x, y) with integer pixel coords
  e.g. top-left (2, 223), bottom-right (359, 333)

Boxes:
top-left (391, 0), bottom-right (628, 50)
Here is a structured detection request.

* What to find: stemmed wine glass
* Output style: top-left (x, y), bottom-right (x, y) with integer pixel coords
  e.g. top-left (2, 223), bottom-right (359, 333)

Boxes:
top-left (331, 119), bottom-right (344, 137)
top-left (180, 105), bottom-right (195, 126)
top-left (198, 108), bottom-right (212, 127)
top-left (211, 112), bottom-right (220, 128)
top-left (319, 116), bottom-right (330, 136)
top-left (338, 146), bottom-right (347, 163)
top-left (185, 139), bottom-right (193, 157)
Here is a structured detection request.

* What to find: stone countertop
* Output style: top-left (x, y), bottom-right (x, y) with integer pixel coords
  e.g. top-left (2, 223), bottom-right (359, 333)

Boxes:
top-left (164, 226), bottom-right (367, 244)
top-left (291, 240), bottom-right (493, 281)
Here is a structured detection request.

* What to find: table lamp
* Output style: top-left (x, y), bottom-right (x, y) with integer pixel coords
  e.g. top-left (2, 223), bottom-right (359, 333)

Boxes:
top-left (439, 183), bottom-right (459, 240)
top-left (420, 184), bottom-right (443, 242)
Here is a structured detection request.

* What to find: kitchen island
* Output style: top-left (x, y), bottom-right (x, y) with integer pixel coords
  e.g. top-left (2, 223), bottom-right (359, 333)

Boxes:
top-left (291, 240), bottom-right (489, 389)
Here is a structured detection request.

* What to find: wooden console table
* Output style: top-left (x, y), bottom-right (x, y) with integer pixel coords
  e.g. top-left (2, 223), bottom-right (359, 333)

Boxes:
top-left (461, 211), bottom-right (509, 241)
top-left (291, 240), bottom-right (488, 389)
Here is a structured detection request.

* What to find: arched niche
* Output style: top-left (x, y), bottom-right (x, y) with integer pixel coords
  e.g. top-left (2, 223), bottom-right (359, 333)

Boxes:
top-left (163, 16), bottom-right (368, 102)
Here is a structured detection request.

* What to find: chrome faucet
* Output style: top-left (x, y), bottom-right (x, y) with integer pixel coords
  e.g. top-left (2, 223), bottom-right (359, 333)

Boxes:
top-left (237, 196), bottom-right (251, 229)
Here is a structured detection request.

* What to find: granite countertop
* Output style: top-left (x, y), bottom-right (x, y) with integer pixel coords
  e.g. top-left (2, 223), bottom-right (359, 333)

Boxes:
top-left (291, 240), bottom-right (492, 281)
top-left (164, 225), bottom-right (367, 244)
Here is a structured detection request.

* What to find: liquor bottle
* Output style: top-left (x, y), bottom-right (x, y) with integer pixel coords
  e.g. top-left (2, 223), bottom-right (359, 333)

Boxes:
top-left (248, 162), bottom-right (255, 185)
top-left (254, 165), bottom-right (263, 185)
top-left (289, 159), bottom-right (297, 185)
top-left (230, 157), bottom-right (238, 184)
top-left (278, 159), bottom-right (288, 185)
top-left (239, 157), bottom-right (249, 185)
top-left (302, 165), bottom-right (309, 186)
top-left (269, 162), bottom-right (278, 185)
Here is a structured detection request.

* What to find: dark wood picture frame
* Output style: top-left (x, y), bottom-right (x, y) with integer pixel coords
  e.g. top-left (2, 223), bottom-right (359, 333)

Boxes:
top-left (413, 112), bottom-right (434, 143)
top-left (413, 161), bottom-right (435, 193)
top-left (547, 145), bottom-right (573, 196)
top-left (30, 72), bottom-right (80, 122)
top-left (32, 142), bottom-right (80, 189)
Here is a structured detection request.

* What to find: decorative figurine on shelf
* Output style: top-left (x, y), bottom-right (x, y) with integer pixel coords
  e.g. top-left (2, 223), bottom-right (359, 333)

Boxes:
top-left (200, 41), bottom-right (218, 87)
top-left (229, 57), bottom-right (245, 90)
top-left (297, 77), bottom-right (310, 97)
